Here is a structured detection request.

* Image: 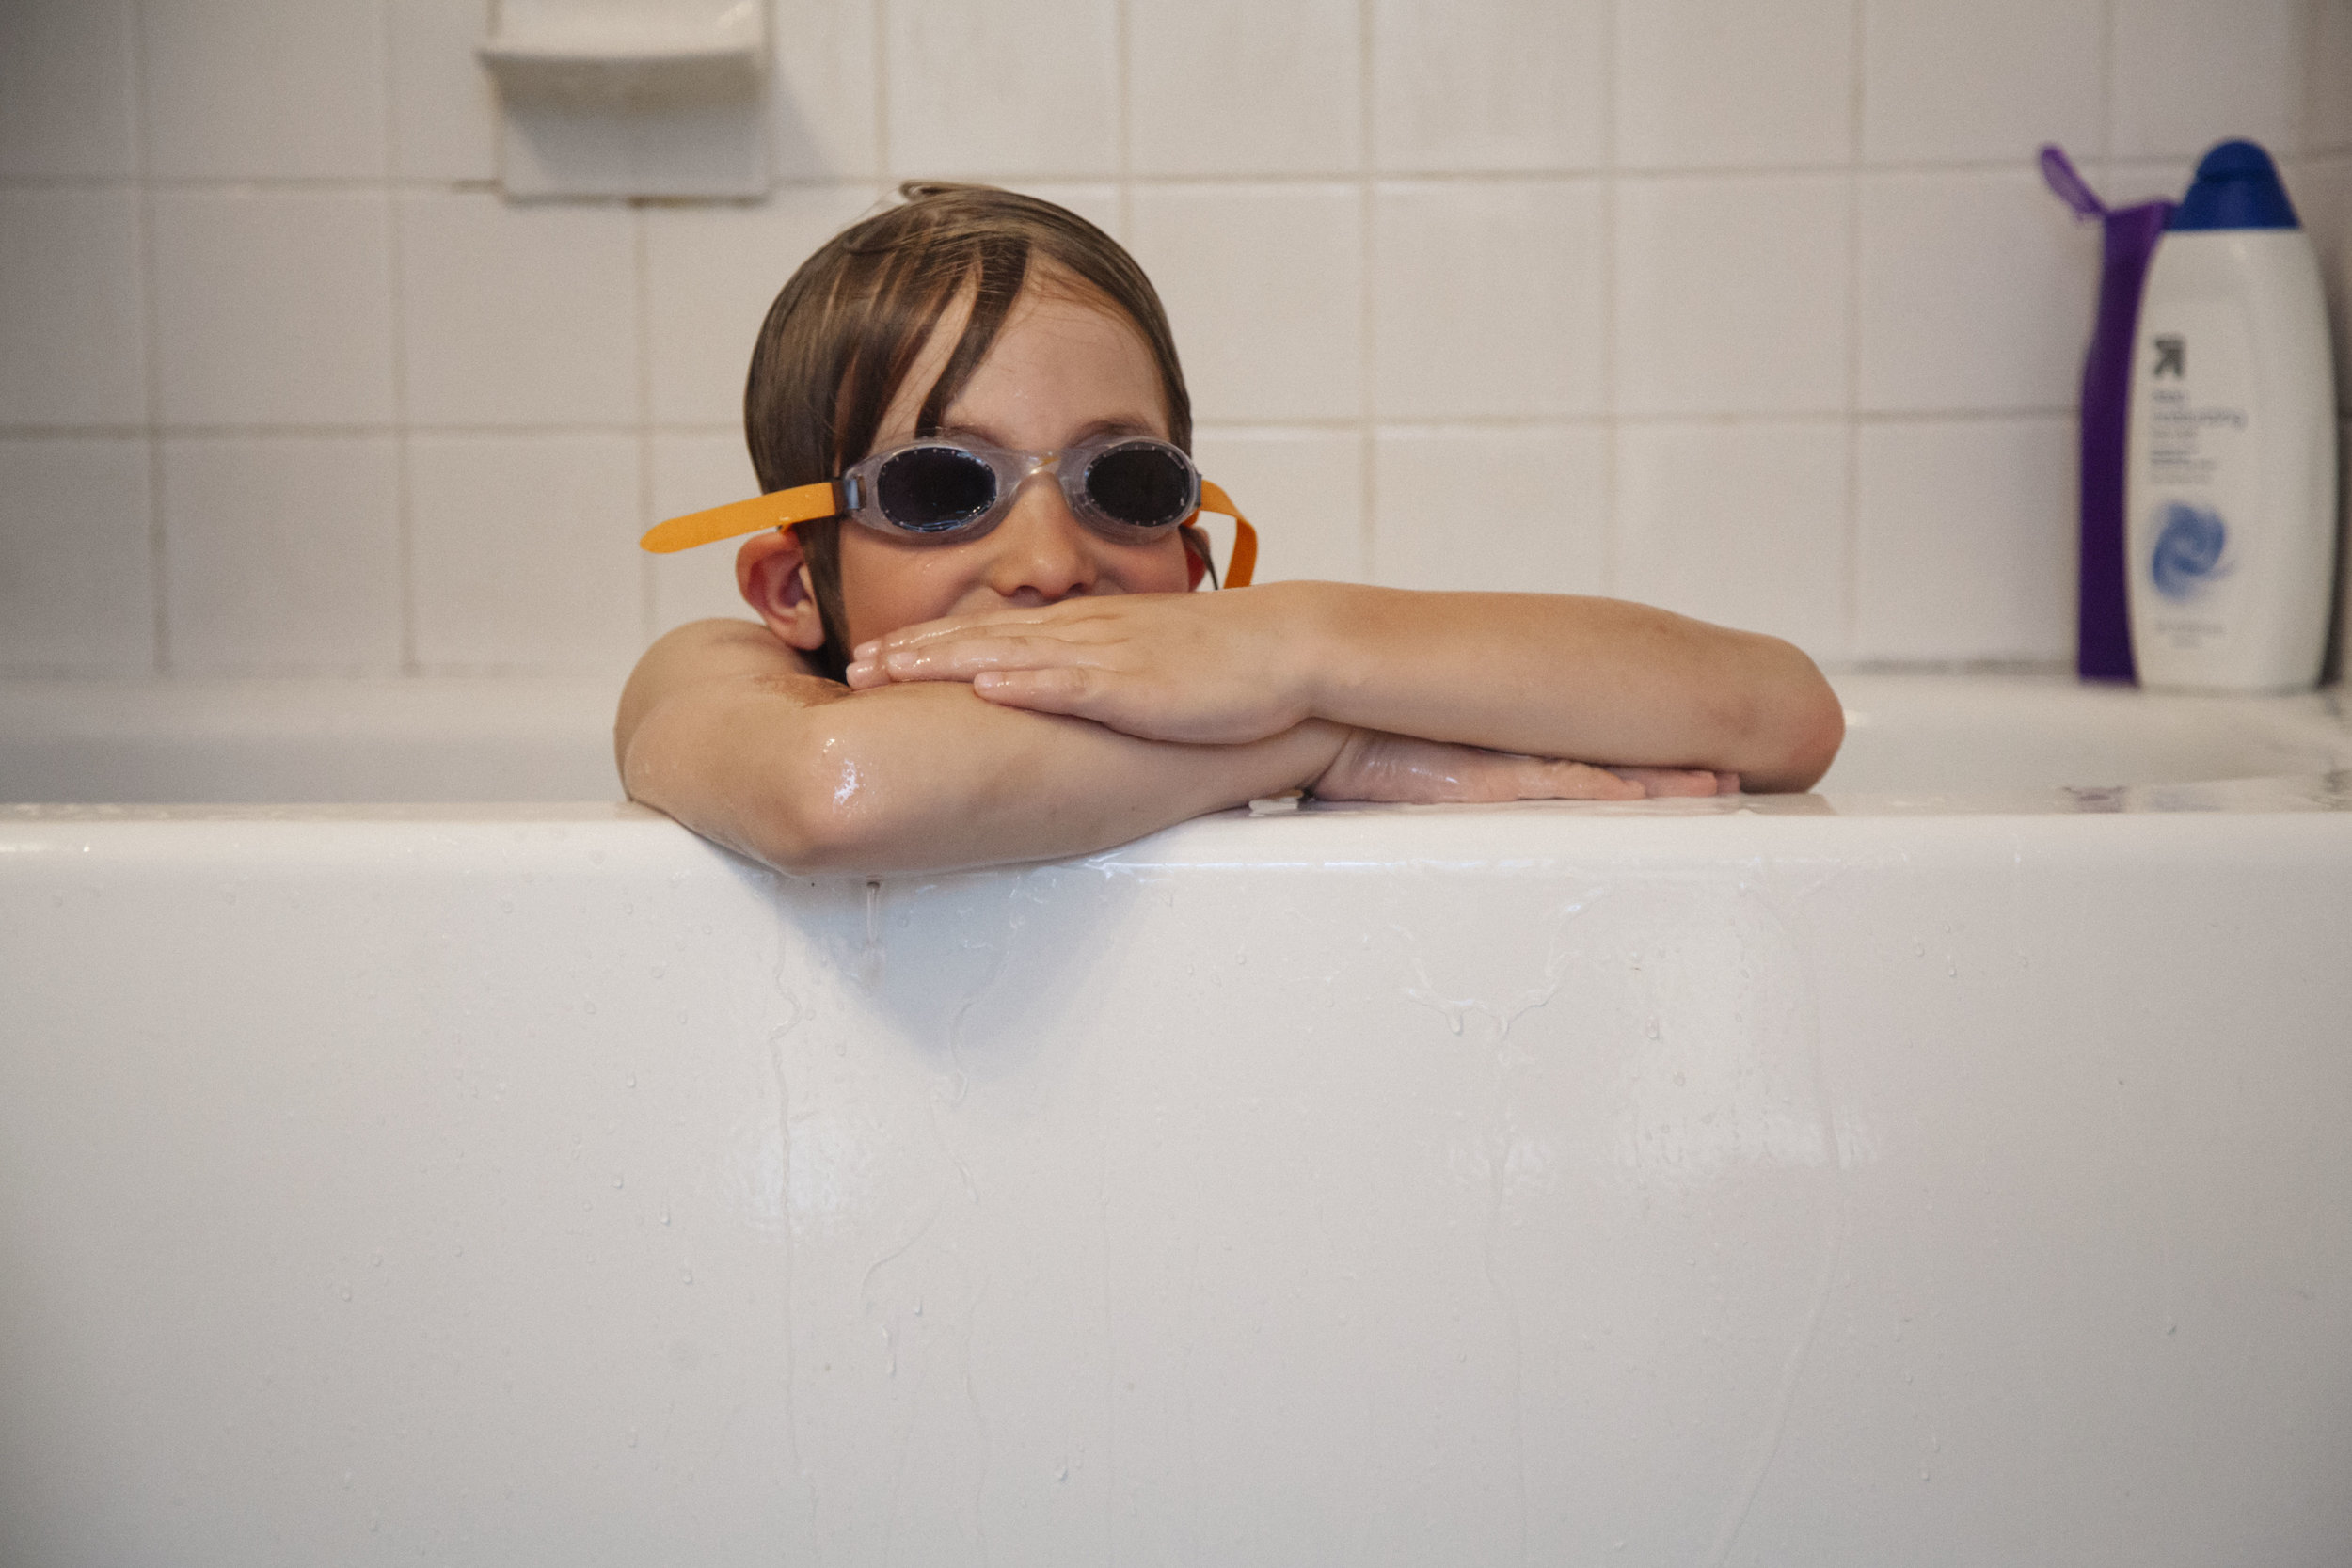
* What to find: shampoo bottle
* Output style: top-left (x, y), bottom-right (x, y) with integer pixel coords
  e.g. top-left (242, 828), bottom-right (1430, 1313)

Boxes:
top-left (2126, 140), bottom-right (2339, 692)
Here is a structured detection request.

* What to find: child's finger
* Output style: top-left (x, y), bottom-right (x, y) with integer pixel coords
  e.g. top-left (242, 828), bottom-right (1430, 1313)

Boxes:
top-left (878, 635), bottom-right (1103, 683)
top-left (1604, 765), bottom-right (1724, 798)
top-left (1526, 759), bottom-right (1646, 800)
top-left (969, 666), bottom-right (1109, 716)
top-left (856, 600), bottom-right (1122, 659)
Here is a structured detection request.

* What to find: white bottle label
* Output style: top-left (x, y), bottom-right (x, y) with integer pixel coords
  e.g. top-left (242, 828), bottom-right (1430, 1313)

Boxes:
top-left (2133, 300), bottom-right (2256, 654)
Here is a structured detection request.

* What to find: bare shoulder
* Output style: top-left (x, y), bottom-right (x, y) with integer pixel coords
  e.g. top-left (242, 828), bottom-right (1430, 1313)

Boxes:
top-left (613, 618), bottom-right (838, 779)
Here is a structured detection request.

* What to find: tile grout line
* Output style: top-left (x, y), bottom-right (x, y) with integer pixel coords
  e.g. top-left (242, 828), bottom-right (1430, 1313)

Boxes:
top-left (2100, 0), bottom-right (2116, 165)
top-left (1358, 0), bottom-right (1376, 584)
top-left (1842, 0), bottom-right (1866, 657)
top-left (2294, 0), bottom-right (2317, 157)
top-left (8, 156), bottom-right (2273, 195)
top-left (872, 0), bottom-right (891, 185)
top-left (128, 0), bottom-right (167, 677)
top-left (1599, 0), bottom-right (1619, 596)
top-left (635, 205), bottom-right (656, 647)
top-left (1, 406), bottom-right (2090, 441)
top-left (1115, 0), bottom-right (1132, 240)
top-left (384, 0), bottom-right (416, 675)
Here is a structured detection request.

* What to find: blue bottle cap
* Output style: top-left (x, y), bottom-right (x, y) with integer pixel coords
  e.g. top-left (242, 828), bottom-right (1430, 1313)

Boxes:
top-left (2167, 139), bottom-right (2300, 231)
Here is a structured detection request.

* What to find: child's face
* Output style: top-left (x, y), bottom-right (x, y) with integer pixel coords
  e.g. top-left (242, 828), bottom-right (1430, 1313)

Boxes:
top-left (834, 279), bottom-right (1192, 649)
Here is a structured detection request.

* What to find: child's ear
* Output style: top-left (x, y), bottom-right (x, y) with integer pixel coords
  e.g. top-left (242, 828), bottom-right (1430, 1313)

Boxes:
top-left (736, 531), bottom-right (828, 652)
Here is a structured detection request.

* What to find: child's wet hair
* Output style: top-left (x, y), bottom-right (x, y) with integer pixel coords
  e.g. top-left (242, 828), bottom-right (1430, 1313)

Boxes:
top-left (744, 182), bottom-right (1195, 679)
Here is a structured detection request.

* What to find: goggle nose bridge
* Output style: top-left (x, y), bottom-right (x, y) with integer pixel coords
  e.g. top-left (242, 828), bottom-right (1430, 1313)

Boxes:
top-left (848, 447), bottom-right (1073, 529)
top-left (995, 449), bottom-right (1071, 507)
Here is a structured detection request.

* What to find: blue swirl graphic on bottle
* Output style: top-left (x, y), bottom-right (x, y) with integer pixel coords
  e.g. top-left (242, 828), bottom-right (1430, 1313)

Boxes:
top-left (2149, 501), bottom-right (2230, 601)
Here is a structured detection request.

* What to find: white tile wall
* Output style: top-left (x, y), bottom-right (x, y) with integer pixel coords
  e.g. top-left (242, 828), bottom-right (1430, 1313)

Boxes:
top-left (1370, 0), bottom-right (1608, 174)
top-left (1854, 418), bottom-right (2075, 661)
top-left (0, 0), bottom-right (138, 181)
top-left (885, 0), bottom-right (1118, 179)
top-left (1857, 172), bottom-right (2100, 411)
top-left (0, 0), bottom-right (2337, 682)
top-left (151, 193), bottom-right (397, 427)
top-left (2296, 159), bottom-right (2352, 406)
top-left (0, 190), bottom-right (147, 428)
top-left (1128, 0), bottom-right (1360, 177)
top-left (0, 437), bottom-right (153, 673)
top-left (1128, 183), bottom-right (1364, 424)
top-left (644, 188), bottom-right (882, 428)
top-left (388, 0), bottom-right (497, 183)
top-left (1614, 175), bottom-right (1851, 417)
top-left (1373, 427), bottom-right (1608, 596)
top-left (771, 0), bottom-right (882, 181)
top-left (161, 436), bottom-right (403, 673)
top-left (1190, 428), bottom-right (1367, 585)
top-left (2311, 0), bottom-right (2352, 156)
top-left (1860, 0), bottom-right (2105, 166)
top-left (2111, 0), bottom-right (2299, 160)
top-left (1614, 422), bottom-right (1851, 658)
top-left (1373, 181), bottom-right (1605, 420)
top-left (1616, 0), bottom-right (1855, 169)
top-left (140, 0), bottom-right (389, 180)
top-left (408, 435), bottom-right (642, 672)
top-left (398, 194), bottom-right (636, 427)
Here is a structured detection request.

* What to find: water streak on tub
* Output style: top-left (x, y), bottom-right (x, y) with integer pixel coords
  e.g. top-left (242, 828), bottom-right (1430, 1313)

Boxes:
top-left (1406, 885), bottom-right (1600, 1564)
top-left (1702, 865), bottom-right (1852, 1567)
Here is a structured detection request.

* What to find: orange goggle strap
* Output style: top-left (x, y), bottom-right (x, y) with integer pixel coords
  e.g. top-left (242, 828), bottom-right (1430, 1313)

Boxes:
top-left (637, 477), bottom-right (1258, 590)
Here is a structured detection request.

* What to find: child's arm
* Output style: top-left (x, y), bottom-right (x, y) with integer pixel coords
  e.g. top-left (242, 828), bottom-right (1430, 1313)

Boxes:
top-left (847, 582), bottom-right (1844, 792)
top-left (617, 618), bottom-right (1680, 877)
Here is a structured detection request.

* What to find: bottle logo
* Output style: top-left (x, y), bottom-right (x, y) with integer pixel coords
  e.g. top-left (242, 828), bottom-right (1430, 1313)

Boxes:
top-left (2150, 501), bottom-right (2230, 600)
top-left (2152, 334), bottom-right (2185, 377)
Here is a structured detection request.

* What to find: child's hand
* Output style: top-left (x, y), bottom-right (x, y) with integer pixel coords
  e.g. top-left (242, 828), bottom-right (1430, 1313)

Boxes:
top-left (1311, 730), bottom-right (1735, 804)
top-left (845, 588), bottom-right (1315, 744)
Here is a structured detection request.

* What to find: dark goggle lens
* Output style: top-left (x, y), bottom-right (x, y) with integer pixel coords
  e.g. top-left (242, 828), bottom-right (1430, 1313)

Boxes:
top-left (875, 445), bottom-right (997, 531)
top-left (1084, 444), bottom-right (1193, 529)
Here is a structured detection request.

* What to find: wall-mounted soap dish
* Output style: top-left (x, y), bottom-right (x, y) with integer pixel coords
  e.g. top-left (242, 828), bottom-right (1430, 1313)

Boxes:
top-left (479, 0), bottom-right (770, 200)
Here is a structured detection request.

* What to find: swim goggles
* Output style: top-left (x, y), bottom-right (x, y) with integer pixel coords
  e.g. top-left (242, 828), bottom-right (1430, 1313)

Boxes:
top-left (638, 434), bottom-right (1257, 587)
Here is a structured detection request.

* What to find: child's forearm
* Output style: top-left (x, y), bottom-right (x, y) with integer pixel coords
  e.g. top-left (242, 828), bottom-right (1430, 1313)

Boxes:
top-left (626, 675), bottom-right (1345, 877)
top-left (1289, 584), bottom-right (1843, 792)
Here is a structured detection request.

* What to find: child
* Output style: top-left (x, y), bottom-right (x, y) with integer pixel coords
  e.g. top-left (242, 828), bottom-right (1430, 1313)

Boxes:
top-left (615, 183), bottom-right (1842, 875)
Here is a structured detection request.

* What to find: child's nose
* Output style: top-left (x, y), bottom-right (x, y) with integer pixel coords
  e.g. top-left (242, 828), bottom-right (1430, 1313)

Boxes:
top-left (984, 471), bottom-right (1098, 604)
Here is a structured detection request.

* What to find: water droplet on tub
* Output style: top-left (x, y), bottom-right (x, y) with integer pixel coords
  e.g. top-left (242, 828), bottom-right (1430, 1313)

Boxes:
top-left (681, 1266), bottom-right (693, 1285)
top-left (625, 1073), bottom-right (636, 1089)
top-left (1645, 1017), bottom-right (1661, 1040)
top-left (1913, 938), bottom-right (1926, 957)
top-left (612, 1174), bottom-right (625, 1190)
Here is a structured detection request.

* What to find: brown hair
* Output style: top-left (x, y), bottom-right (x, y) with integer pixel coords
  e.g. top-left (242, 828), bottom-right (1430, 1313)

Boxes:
top-left (744, 182), bottom-right (1195, 679)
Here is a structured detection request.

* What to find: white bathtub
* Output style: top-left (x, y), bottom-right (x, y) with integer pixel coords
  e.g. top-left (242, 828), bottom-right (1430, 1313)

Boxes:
top-left (4, 673), bottom-right (2351, 1566)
